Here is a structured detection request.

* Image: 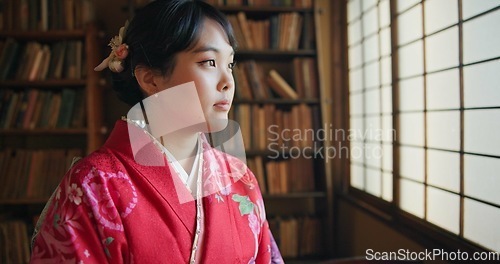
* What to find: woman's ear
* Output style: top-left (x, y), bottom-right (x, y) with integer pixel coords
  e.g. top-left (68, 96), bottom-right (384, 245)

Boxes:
top-left (134, 66), bottom-right (166, 97)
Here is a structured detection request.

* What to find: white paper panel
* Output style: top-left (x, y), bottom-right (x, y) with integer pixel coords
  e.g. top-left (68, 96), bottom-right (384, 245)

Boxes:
top-left (399, 112), bottom-right (424, 147)
top-left (462, 0), bottom-right (500, 20)
top-left (381, 85), bottom-right (392, 114)
top-left (350, 163), bottom-right (365, 190)
top-left (349, 92), bottom-right (363, 116)
top-left (464, 199), bottom-right (500, 252)
top-left (427, 149), bottom-right (460, 192)
top-left (398, 4), bottom-right (423, 45)
top-left (379, 0), bottom-right (391, 28)
top-left (464, 155), bottom-right (500, 206)
top-left (349, 68), bottom-right (364, 92)
top-left (350, 118), bottom-right (364, 142)
top-left (348, 19), bottom-right (362, 46)
top-left (350, 117), bottom-right (364, 139)
top-left (399, 76), bottom-right (424, 111)
top-left (382, 143), bottom-right (393, 171)
top-left (463, 9), bottom-right (500, 64)
top-left (364, 61), bottom-right (380, 88)
top-left (363, 0), bottom-right (378, 12)
top-left (397, 0), bottom-right (421, 13)
top-left (380, 27), bottom-right (392, 57)
top-left (350, 141), bottom-right (365, 164)
top-left (363, 7), bottom-right (379, 37)
top-left (365, 88), bottom-right (380, 115)
top-left (427, 69), bottom-right (460, 110)
top-left (425, 27), bottom-right (459, 72)
top-left (424, 0), bottom-right (458, 35)
top-left (365, 142), bottom-right (382, 168)
top-left (427, 187), bottom-right (460, 234)
top-left (464, 60), bottom-right (500, 108)
top-left (400, 178), bottom-right (425, 218)
top-left (348, 0), bottom-right (362, 22)
top-left (400, 146), bottom-right (425, 182)
top-left (365, 116), bottom-right (381, 142)
top-left (381, 56), bottom-right (392, 85)
top-left (349, 44), bottom-right (363, 69)
top-left (366, 168), bottom-right (382, 197)
top-left (364, 34), bottom-right (379, 63)
top-left (382, 172), bottom-right (393, 201)
top-left (399, 40), bottom-right (424, 78)
top-left (382, 114), bottom-right (393, 142)
top-left (464, 109), bottom-right (500, 156)
top-left (427, 111), bottom-right (460, 151)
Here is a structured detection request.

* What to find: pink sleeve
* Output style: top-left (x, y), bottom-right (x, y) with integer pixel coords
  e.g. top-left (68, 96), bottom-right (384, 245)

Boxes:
top-left (30, 164), bottom-right (127, 264)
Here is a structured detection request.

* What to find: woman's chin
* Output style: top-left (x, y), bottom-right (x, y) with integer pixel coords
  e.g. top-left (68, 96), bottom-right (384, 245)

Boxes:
top-left (206, 118), bottom-right (229, 133)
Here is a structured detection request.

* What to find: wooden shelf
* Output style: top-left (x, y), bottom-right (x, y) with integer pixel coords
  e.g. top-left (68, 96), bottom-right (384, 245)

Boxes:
top-left (218, 3), bottom-right (333, 259)
top-left (0, 128), bottom-right (87, 135)
top-left (234, 98), bottom-right (319, 105)
top-left (246, 149), bottom-right (275, 156)
top-left (0, 1), bottom-right (104, 259)
top-left (216, 6), bottom-right (313, 13)
top-left (0, 30), bottom-right (86, 41)
top-left (235, 49), bottom-right (316, 59)
top-left (0, 79), bottom-right (87, 87)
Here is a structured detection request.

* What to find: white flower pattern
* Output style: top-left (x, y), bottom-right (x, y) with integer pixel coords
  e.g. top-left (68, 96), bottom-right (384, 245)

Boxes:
top-left (67, 183), bottom-right (83, 205)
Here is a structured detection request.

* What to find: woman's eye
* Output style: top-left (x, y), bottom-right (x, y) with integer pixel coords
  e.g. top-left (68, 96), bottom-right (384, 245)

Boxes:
top-left (228, 61), bottom-right (236, 70)
top-left (199, 60), bottom-right (216, 67)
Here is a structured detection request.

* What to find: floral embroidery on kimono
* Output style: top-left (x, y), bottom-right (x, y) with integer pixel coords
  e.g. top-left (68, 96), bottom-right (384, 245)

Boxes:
top-left (31, 120), bottom-right (284, 264)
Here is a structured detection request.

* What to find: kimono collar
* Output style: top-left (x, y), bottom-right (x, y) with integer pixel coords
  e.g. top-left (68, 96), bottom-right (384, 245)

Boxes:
top-left (104, 119), bottom-right (198, 234)
top-left (103, 119), bottom-right (138, 155)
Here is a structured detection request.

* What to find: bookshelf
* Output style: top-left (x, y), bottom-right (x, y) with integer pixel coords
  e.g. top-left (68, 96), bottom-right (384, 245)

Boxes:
top-left (209, 0), bottom-right (334, 261)
top-left (0, 0), bottom-right (103, 261)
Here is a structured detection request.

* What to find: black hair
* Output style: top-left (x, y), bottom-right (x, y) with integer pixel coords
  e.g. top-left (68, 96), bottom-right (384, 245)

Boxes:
top-left (110, 0), bottom-right (237, 106)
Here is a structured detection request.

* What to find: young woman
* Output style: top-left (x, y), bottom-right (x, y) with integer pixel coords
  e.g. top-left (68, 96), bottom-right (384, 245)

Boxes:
top-left (30, 1), bottom-right (283, 263)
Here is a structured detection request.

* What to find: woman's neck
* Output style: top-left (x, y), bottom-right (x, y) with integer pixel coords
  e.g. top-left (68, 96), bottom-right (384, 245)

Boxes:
top-left (161, 131), bottom-right (199, 173)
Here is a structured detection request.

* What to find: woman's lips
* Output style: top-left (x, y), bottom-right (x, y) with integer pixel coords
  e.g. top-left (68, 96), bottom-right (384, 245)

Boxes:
top-left (213, 100), bottom-right (231, 111)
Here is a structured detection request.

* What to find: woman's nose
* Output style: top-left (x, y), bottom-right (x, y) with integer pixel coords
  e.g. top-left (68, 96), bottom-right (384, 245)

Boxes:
top-left (218, 70), bottom-right (234, 92)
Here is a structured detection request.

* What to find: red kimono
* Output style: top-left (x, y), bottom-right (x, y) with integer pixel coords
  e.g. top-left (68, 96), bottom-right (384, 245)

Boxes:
top-left (30, 120), bottom-right (284, 263)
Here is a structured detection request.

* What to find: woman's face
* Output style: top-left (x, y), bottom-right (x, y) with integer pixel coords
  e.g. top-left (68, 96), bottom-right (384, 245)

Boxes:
top-left (156, 18), bottom-right (236, 131)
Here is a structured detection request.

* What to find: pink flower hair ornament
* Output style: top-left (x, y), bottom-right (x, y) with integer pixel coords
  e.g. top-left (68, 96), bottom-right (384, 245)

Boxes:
top-left (94, 20), bottom-right (130, 73)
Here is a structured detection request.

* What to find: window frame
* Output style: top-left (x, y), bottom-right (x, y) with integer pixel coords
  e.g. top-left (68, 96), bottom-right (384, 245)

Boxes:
top-left (337, 0), bottom-right (499, 254)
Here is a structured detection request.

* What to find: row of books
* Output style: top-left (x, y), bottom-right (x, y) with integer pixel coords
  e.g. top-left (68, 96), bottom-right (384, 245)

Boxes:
top-left (230, 104), bottom-right (320, 150)
top-left (0, 220), bottom-right (30, 264)
top-left (0, 39), bottom-right (85, 81)
top-left (0, 148), bottom-right (83, 199)
top-left (248, 156), bottom-right (315, 194)
top-left (0, 88), bottom-right (86, 129)
top-left (234, 59), bottom-right (319, 100)
top-left (269, 216), bottom-right (322, 258)
top-left (206, 0), bottom-right (313, 8)
top-left (228, 12), bottom-right (303, 50)
top-left (0, 0), bottom-right (95, 31)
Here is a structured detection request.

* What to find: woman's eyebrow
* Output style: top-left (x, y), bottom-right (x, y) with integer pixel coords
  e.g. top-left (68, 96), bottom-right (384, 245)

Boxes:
top-left (192, 45), bottom-right (235, 56)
